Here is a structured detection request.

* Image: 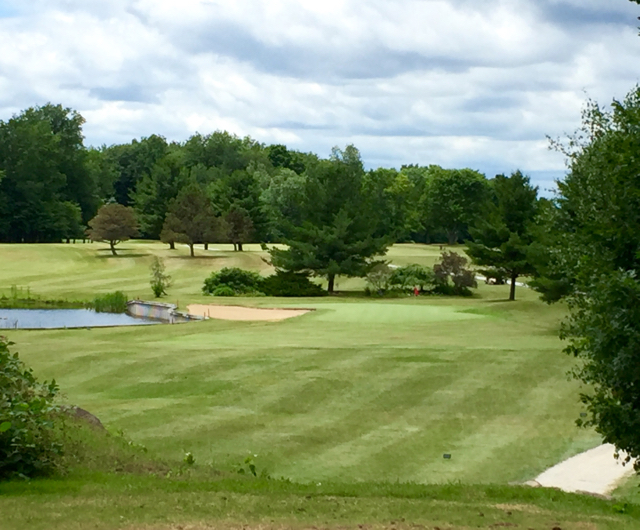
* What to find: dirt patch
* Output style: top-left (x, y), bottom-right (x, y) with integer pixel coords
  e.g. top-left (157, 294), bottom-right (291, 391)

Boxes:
top-left (187, 304), bottom-right (311, 322)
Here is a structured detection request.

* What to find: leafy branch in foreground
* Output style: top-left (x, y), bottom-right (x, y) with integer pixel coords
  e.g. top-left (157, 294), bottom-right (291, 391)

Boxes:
top-left (0, 336), bottom-right (61, 479)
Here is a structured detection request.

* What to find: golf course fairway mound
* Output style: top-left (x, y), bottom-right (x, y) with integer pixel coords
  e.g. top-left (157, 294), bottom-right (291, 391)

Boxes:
top-left (187, 303), bottom-right (312, 321)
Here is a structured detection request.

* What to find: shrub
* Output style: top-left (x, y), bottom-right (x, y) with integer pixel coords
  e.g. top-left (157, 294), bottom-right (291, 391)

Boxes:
top-left (0, 337), bottom-right (62, 479)
top-left (433, 251), bottom-right (477, 296)
top-left (150, 257), bottom-right (172, 298)
top-left (389, 264), bottom-right (436, 293)
top-left (261, 271), bottom-right (326, 297)
top-left (365, 264), bottom-right (393, 294)
top-left (91, 291), bottom-right (128, 313)
top-left (203, 267), bottom-right (264, 296)
top-left (212, 286), bottom-right (236, 297)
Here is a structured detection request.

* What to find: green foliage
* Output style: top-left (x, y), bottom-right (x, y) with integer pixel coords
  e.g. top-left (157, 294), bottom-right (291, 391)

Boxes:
top-left (224, 205), bottom-right (254, 251)
top-left (546, 87), bottom-right (640, 471)
top-left (365, 263), bottom-right (393, 293)
top-left (203, 267), bottom-right (264, 296)
top-left (363, 168), bottom-right (420, 241)
top-left (87, 203), bottom-right (138, 256)
top-left (433, 251), bottom-right (477, 296)
top-left (91, 291), bottom-right (128, 313)
top-left (421, 166), bottom-right (490, 245)
top-left (0, 104), bottom-right (96, 243)
top-left (110, 134), bottom-right (168, 207)
top-left (561, 271), bottom-right (640, 470)
top-left (183, 451), bottom-right (195, 466)
top-left (261, 270), bottom-right (326, 297)
top-left (235, 454), bottom-right (258, 476)
top-left (162, 183), bottom-right (225, 257)
top-left (266, 146), bottom-right (393, 293)
top-left (149, 257), bottom-right (172, 298)
top-left (132, 148), bottom-right (189, 239)
top-left (0, 337), bottom-right (61, 479)
top-left (0, 285), bottom-right (85, 309)
top-left (211, 286), bottom-right (236, 297)
top-left (466, 170), bottom-right (539, 301)
top-left (389, 264), bottom-right (435, 292)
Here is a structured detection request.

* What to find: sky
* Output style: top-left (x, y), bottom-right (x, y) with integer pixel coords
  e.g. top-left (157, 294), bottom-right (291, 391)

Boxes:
top-left (1, 0), bottom-right (639, 193)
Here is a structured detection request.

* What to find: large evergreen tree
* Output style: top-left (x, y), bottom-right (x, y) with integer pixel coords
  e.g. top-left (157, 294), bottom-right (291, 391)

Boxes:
top-left (466, 171), bottom-right (539, 301)
top-left (132, 146), bottom-right (188, 239)
top-left (162, 184), bottom-right (225, 257)
top-left (266, 146), bottom-right (392, 293)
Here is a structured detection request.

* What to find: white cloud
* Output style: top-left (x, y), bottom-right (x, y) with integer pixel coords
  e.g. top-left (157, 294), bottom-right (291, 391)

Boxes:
top-left (0, 0), bottom-right (639, 191)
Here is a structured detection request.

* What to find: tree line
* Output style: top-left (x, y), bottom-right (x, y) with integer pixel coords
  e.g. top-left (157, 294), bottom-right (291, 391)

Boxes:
top-left (0, 103), bottom-right (543, 295)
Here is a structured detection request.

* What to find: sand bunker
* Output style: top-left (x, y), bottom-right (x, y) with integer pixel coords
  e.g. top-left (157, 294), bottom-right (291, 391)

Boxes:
top-left (187, 304), bottom-right (311, 322)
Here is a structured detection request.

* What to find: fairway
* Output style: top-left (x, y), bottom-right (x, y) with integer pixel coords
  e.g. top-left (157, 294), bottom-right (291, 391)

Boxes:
top-left (0, 242), bottom-right (600, 484)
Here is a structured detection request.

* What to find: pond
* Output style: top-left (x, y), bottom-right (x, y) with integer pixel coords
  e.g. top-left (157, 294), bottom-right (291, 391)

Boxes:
top-left (0, 308), bottom-right (162, 330)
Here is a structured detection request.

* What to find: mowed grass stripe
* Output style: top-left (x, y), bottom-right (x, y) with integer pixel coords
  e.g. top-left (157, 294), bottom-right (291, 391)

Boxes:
top-left (4, 242), bottom-right (592, 484)
top-left (271, 347), bottom-right (553, 481)
top-left (367, 348), bottom-right (593, 484)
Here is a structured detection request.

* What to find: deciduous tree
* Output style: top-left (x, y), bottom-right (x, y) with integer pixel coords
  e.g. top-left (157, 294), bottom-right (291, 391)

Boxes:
top-left (543, 87), bottom-right (640, 470)
top-left (421, 167), bottom-right (490, 245)
top-left (87, 203), bottom-right (138, 255)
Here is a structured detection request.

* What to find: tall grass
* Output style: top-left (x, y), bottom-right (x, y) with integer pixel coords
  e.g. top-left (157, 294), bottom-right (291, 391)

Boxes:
top-left (90, 291), bottom-right (128, 313)
top-left (0, 285), bottom-right (85, 309)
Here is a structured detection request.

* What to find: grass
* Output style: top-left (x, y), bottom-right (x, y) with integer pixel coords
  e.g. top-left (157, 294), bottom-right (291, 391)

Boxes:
top-left (2, 471), bottom-right (639, 530)
top-left (0, 240), bottom-right (598, 483)
top-left (0, 240), bottom-right (633, 528)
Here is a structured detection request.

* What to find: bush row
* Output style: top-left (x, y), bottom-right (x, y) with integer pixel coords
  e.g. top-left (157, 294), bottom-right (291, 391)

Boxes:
top-left (365, 252), bottom-right (477, 297)
top-left (203, 268), bottom-right (326, 297)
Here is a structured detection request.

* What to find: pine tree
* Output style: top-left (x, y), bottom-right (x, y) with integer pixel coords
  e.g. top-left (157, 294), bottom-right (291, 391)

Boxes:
top-left (466, 171), bottom-right (538, 301)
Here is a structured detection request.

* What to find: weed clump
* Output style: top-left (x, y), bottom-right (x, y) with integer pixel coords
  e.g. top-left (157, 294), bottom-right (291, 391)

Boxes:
top-left (91, 291), bottom-right (128, 313)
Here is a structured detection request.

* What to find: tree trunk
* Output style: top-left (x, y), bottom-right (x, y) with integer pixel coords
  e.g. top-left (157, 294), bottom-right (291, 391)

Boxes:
top-left (110, 240), bottom-right (117, 256)
top-left (327, 274), bottom-right (336, 294)
top-left (238, 243), bottom-right (243, 251)
top-left (189, 244), bottom-right (194, 257)
top-left (233, 243), bottom-right (238, 251)
top-left (447, 230), bottom-right (457, 246)
top-left (204, 243), bottom-right (209, 250)
top-left (509, 272), bottom-right (517, 301)
top-left (169, 241), bottom-right (175, 250)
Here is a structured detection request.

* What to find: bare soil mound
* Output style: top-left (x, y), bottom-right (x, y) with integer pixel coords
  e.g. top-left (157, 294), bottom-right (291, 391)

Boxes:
top-left (186, 304), bottom-right (311, 321)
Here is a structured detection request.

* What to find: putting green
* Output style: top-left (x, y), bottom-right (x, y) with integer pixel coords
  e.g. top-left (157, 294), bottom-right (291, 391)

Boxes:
top-left (306, 302), bottom-right (485, 323)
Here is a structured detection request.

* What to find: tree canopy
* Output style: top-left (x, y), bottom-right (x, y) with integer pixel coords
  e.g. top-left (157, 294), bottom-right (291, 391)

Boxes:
top-left (0, 104), bottom-right (97, 243)
top-left (466, 170), bottom-right (539, 301)
top-left (421, 167), bottom-right (490, 245)
top-left (87, 203), bottom-right (138, 255)
top-left (161, 183), bottom-right (225, 257)
top-left (540, 87), bottom-right (640, 469)
top-left (267, 146), bottom-right (393, 293)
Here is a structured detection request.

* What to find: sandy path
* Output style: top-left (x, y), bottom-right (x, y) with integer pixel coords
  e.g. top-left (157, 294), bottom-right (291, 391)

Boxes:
top-left (534, 443), bottom-right (634, 495)
top-left (187, 304), bottom-right (311, 321)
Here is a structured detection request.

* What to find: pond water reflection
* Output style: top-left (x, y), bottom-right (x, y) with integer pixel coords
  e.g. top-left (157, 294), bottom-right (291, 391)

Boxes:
top-left (0, 309), bottom-right (162, 330)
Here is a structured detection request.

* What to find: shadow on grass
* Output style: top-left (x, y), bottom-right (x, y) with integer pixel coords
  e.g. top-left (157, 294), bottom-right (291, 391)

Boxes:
top-left (170, 255), bottom-right (226, 261)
